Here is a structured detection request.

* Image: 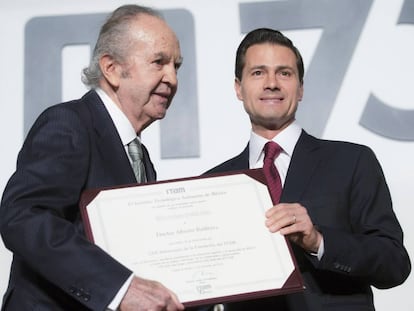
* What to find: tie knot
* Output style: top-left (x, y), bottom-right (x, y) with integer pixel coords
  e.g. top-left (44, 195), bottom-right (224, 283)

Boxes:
top-left (264, 141), bottom-right (282, 162)
top-left (128, 138), bottom-right (143, 162)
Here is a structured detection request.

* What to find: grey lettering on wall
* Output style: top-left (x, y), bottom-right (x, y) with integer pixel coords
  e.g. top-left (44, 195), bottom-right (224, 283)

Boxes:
top-left (24, 14), bottom-right (105, 133)
top-left (161, 10), bottom-right (200, 158)
top-left (24, 10), bottom-right (199, 158)
top-left (24, 2), bottom-right (414, 150)
top-left (359, 0), bottom-right (414, 141)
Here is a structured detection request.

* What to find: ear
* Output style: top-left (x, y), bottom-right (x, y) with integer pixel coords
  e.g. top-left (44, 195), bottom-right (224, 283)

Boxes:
top-left (99, 54), bottom-right (122, 88)
top-left (234, 78), bottom-right (243, 101)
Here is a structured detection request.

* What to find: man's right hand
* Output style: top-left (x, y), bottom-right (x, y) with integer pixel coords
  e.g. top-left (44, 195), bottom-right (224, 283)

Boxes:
top-left (120, 276), bottom-right (185, 311)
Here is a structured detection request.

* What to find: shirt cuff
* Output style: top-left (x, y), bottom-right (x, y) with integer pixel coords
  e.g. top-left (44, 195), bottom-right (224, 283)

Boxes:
top-left (316, 237), bottom-right (325, 260)
top-left (106, 273), bottom-right (134, 310)
top-left (310, 237), bottom-right (325, 261)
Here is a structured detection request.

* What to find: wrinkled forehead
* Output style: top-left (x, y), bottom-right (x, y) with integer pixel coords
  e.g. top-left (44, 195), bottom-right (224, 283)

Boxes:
top-left (129, 15), bottom-right (181, 54)
top-left (130, 15), bottom-right (177, 42)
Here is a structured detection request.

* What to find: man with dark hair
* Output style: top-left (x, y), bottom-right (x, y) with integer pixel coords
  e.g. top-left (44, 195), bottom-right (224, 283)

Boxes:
top-left (0, 4), bottom-right (184, 310)
top-left (206, 28), bottom-right (410, 310)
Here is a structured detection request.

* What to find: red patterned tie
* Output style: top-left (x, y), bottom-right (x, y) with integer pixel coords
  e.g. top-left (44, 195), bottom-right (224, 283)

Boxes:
top-left (263, 141), bottom-right (283, 204)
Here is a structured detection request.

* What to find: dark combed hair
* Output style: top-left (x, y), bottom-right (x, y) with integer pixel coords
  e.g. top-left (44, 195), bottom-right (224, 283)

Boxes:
top-left (235, 28), bottom-right (304, 84)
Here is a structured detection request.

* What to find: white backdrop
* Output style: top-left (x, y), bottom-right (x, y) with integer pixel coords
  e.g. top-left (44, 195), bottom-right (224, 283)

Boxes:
top-left (0, 0), bottom-right (413, 309)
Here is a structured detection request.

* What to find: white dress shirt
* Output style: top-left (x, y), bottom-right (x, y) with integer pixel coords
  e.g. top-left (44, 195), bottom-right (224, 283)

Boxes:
top-left (95, 88), bottom-right (136, 310)
top-left (248, 121), bottom-right (324, 260)
top-left (249, 121), bottom-right (302, 185)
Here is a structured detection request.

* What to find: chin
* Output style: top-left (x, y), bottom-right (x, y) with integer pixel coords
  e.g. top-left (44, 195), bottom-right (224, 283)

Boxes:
top-left (155, 110), bottom-right (167, 119)
top-left (150, 103), bottom-right (168, 118)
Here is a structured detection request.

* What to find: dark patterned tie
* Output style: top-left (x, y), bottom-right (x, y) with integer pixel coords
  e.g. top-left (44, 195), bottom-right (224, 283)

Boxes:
top-left (263, 141), bottom-right (283, 204)
top-left (128, 138), bottom-right (147, 183)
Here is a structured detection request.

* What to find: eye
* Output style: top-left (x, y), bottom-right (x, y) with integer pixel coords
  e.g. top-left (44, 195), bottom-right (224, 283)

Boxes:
top-left (277, 69), bottom-right (295, 79)
top-left (280, 70), bottom-right (291, 77)
top-left (174, 62), bottom-right (182, 71)
top-left (252, 70), bottom-right (263, 76)
top-left (153, 58), bottom-right (163, 65)
top-left (152, 54), bottom-right (168, 67)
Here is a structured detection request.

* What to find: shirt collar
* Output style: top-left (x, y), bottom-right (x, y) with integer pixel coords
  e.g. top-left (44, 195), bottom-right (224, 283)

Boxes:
top-left (249, 121), bottom-right (302, 167)
top-left (95, 88), bottom-right (137, 146)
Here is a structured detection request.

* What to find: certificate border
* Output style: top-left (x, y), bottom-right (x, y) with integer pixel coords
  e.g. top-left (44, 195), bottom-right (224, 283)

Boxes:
top-left (79, 169), bottom-right (304, 307)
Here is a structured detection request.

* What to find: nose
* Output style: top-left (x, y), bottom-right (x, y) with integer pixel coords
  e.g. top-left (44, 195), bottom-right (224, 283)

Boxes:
top-left (264, 74), bottom-right (280, 91)
top-left (162, 63), bottom-right (178, 87)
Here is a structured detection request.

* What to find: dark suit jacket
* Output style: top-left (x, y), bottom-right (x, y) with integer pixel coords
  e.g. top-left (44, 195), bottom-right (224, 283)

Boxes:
top-left (204, 131), bottom-right (410, 311)
top-left (0, 90), bottom-right (156, 310)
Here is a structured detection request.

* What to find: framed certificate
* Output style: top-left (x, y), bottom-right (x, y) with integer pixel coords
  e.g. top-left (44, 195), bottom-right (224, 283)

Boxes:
top-left (80, 169), bottom-right (304, 307)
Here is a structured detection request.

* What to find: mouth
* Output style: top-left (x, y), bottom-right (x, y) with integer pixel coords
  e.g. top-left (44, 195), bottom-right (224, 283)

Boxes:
top-left (152, 91), bottom-right (171, 104)
top-left (260, 96), bottom-right (284, 104)
top-left (154, 90), bottom-right (171, 98)
top-left (154, 84), bottom-right (173, 99)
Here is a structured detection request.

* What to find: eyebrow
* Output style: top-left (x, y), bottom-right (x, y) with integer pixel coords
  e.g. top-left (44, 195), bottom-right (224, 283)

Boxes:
top-left (154, 52), bottom-right (183, 68)
top-left (249, 64), bottom-right (295, 71)
top-left (249, 65), bottom-right (266, 71)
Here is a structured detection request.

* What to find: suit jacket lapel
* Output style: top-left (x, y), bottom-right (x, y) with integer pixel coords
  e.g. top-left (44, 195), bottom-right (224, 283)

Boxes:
top-left (281, 131), bottom-right (322, 203)
top-left (219, 133), bottom-right (322, 204)
top-left (141, 143), bottom-right (156, 182)
top-left (83, 91), bottom-right (137, 185)
top-left (231, 144), bottom-right (250, 170)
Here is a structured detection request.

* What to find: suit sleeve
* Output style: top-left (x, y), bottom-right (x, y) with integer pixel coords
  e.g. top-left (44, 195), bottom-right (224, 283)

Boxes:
top-left (0, 106), bottom-right (131, 310)
top-left (314, 146), bottom-right (411, 289)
